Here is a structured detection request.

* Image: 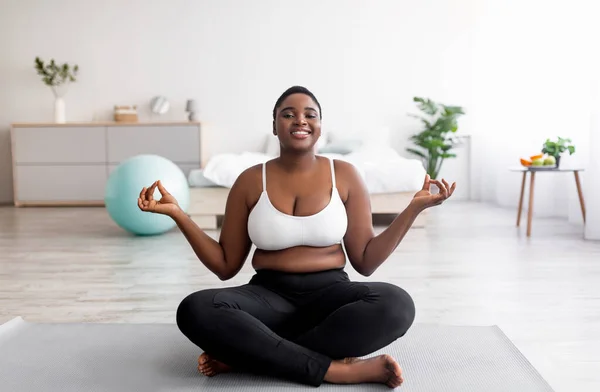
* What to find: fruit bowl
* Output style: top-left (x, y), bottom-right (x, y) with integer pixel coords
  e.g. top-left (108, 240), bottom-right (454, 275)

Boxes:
top-left (527, 164), bottom-right (557, 171)
top-left (520, 154), bottom-right (557, 170)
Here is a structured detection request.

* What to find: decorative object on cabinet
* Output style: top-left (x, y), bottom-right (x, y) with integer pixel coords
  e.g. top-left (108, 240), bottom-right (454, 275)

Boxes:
top-left (150, 96), bottom-right (170, 115)
top-left (34, 57), bottom-right (79, 124)
top-left (186, 100), bottom-right (199, 122)
top-left (113, 105), bottom-right (139, 122)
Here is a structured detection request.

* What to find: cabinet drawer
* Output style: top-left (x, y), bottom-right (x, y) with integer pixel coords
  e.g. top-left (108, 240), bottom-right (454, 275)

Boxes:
top-left (107, 125), bottom-right (200, 164)
top-left (108, 163), bottom-right (198, 180)
top-left (12, 127), bottom-right (106, 163)
top-left (15, 165), bottom-right (107, 202)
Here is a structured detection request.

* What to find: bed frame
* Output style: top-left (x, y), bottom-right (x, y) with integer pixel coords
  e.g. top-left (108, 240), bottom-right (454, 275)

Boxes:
top-left (188, 187), bottom-right (426, 230)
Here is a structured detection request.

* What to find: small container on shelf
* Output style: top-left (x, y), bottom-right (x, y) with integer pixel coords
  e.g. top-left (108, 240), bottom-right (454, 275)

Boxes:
top-left (113, 105), bottom-right (138, 123)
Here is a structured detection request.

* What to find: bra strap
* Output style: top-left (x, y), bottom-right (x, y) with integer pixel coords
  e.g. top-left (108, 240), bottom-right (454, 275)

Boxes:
top-left (329, 158), bottom-right (336, 188)
top-left (262, 162), bottom-right (267, 191)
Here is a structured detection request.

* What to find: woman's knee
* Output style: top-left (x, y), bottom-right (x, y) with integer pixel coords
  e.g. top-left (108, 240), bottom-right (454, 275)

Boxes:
top-left (370, 283), bottom-right (416, 336)
top-left (176, 289), bottom-right (217, 335)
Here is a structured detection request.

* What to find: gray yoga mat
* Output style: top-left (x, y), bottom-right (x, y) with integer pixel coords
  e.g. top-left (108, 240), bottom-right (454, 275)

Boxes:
top-left (0, 317), bottom-right (554, 391)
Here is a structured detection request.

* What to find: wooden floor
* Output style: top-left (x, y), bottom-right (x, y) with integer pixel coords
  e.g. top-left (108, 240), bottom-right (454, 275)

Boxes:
top-left (1, 201), bottom-right (599, 391)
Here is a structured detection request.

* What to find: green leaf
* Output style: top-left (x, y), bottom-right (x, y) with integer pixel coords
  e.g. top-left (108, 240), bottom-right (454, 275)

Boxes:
top-left (413, 97), bottom-right (438, 116)
top-left (442, 105), bottom-right (465, 116)
top-left (406, 148), bottom-right (427, 158)
top-left (441, 153), bottom-right (457, 159)
top-left (431, 117), bottom-right (455, 135)
top-left (429, 139), bottom-right (446, 148)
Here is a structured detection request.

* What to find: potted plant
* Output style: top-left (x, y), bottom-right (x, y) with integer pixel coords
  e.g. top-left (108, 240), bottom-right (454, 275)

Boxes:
top-left (406, 97), bottom-right (465, 179)
top-left (541, 137), bottom-right (575, 167)
top-left (34, 57), bottom-right (79, 123)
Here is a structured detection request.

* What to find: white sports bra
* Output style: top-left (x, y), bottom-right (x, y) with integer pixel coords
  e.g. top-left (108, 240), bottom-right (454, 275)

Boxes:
top-left (247, 157), bottom-right (348, 251)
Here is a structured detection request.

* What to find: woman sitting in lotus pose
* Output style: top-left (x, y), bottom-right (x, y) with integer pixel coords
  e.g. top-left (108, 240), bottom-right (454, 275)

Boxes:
top-left (138, 86), bottom-right (456, 388)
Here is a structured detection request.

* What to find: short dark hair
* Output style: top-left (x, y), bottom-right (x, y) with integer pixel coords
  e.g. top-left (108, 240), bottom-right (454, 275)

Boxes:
top-left (272, 86), bottom-right (322, 120)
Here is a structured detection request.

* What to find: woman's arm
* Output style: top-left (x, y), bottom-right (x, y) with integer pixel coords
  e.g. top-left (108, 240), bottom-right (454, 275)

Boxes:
top-left (338, 161), bottom-right (455, 276)
top-left (140, 170), bottom-right (254, 281)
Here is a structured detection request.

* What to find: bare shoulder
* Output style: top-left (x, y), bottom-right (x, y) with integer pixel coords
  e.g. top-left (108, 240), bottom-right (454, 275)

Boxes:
top-left (331, 158), bottom-right (360, 176)
top-left (230, 162), bottom-right (265, 206)
top-left (329, 158), bottom-right (365, 201)
top-left (236, 162), bottom-right (263, 185)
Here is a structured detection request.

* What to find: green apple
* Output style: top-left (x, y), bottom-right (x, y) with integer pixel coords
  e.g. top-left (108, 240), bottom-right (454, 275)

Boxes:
top-left (532, 158), bottom-right (544, 166)
top-left (543, 156), bottom-right (556, 166)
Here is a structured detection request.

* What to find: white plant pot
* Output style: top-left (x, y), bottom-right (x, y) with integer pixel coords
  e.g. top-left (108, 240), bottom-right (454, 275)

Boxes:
top-left (54, 97), bottom-right (65, 123)
top-left (51, 84), bottom-right (69, 124)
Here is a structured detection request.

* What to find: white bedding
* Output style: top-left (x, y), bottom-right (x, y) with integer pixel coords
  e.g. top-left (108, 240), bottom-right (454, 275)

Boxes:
top-left (192, 145), bottom-right (426, 194)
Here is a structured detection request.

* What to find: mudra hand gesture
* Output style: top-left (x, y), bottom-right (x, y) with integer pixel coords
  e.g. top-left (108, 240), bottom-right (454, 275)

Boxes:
top-left (411, 174), bottom-right (456, 210)
top-left (138, 180), bottom-right (180, 216)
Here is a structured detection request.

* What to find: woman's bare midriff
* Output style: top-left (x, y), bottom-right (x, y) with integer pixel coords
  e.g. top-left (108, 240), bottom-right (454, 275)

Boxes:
top-left (251, 244), bottom-right (346, 273)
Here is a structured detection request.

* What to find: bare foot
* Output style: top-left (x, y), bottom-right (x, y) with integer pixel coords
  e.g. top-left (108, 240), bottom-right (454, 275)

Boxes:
top-left (324, 354), bottom-right (403, 388)
top-left (197, 353), bottom-right (232, 377)
top-left (334, 357), bottom-right (360, 364)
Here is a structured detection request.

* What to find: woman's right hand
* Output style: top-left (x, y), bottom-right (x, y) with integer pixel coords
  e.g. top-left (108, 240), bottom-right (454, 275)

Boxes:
top-left (137, 180), bottom-right (181, 217)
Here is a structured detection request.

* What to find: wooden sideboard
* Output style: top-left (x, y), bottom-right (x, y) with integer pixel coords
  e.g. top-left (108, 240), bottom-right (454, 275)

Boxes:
top-left (10, 122), bottom-right (205, 206)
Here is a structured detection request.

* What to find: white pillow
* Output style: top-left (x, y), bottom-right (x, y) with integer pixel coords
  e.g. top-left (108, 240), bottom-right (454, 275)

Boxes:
top-left (203, 152), bottom-right (271, 188)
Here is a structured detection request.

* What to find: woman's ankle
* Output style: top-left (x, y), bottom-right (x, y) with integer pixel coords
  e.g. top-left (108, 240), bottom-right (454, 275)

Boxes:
top-left (323, 361), bottom-right (349, 383)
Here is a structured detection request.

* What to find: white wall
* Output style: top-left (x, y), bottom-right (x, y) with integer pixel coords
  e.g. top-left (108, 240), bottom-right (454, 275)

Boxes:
top-left (0, 0), bottom-right (476, 204)
top-left (470, 0), bottom-right (598, 223)
top-left (585, 78), bottom-right (600, 240)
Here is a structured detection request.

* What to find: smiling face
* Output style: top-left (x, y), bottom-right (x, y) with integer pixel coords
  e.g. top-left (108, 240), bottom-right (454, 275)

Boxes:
top-left (273, 93), bottom-right (322, 153)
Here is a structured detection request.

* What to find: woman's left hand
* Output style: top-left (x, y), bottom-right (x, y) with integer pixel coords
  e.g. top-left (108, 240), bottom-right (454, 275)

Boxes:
top-left (410, 174), bottom-right (456, 211)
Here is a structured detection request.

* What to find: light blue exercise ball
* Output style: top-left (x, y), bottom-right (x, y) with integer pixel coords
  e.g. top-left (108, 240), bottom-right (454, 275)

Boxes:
top-left (105, 154), bottom-right (190, 236)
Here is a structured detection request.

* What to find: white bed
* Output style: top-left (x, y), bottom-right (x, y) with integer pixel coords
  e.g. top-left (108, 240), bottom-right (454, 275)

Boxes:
top-left (186, 139), bottom-right (428, 230)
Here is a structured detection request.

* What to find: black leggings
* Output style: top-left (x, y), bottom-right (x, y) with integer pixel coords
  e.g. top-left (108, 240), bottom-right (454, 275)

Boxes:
top-left (176, 268), bottom-right (415, 387)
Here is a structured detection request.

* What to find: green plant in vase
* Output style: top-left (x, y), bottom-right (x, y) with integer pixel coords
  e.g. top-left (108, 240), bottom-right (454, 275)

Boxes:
top-left (34, 57), bottom-right (79, 123)
top-left (541, 137), bottom-right (575, 167)
top-left (406, 97), bottom-right (465, 179)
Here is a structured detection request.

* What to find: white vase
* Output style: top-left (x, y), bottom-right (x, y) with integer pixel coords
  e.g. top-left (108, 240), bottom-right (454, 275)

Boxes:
top-left (54, 97), bottom-right (66, 123)
top-left (51, 84), bottom-right (69, 124)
